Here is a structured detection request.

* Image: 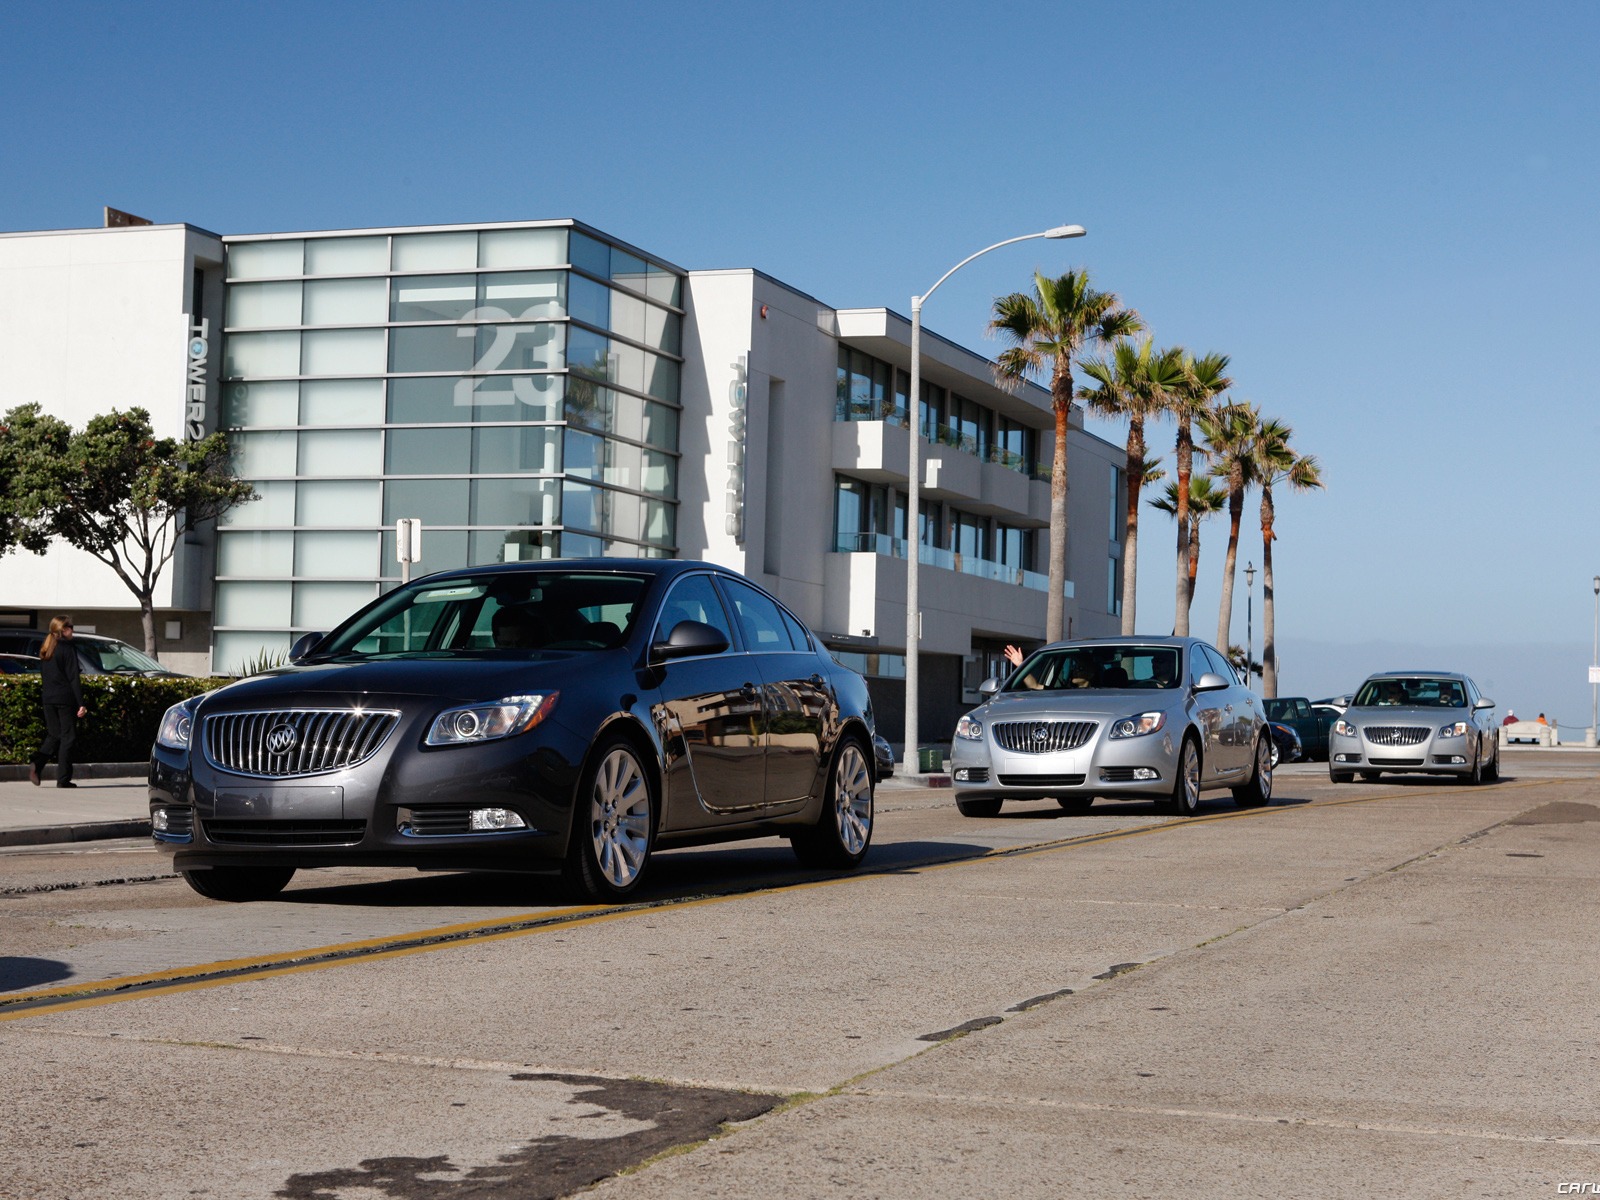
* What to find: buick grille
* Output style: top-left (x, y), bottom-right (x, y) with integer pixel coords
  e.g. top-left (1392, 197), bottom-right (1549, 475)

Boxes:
top-left (203, 709), bottom-right (401, 778)
top-left (1364, 726), bottom-right (1430, 747)
top-left (992, 720), bottom-right (1098, 754)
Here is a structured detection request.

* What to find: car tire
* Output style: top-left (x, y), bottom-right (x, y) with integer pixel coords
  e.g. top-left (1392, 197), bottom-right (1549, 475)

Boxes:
top-left (1483, 742), bottom-right (1500, 781)
top-left (562, 737), bottom-right (655, 902)
top-left (1461, 749), bottom-right (1483, 786)
top-left (1163, 737), bottom-right (1202, 816)
top-left (1329, 769), bottom-right (1354, 784)
top-left (1055, 794), bottom-right (1094, 814)
top-left (1232, 735), bottom-right (1274, 808)
top-left (790, 736), bottom-right (874, 869)
top-left (181, 866), bottom-right (295, 902)
top-left (956, 796), bottom-right (1003, 818)
top-left (1269, 739), bottom-right (1282, 769)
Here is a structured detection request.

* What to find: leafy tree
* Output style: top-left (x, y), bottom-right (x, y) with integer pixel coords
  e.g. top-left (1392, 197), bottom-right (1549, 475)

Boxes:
top-left (5, 404), bottom-right (257, 655)
top-left (991, 272), bottom-right (1142, 640)
top-left (1252, 418), bottom-right (1323, 698)
top-left (1200, 401), bottom-right (1262, 652)
top-left (1169, 353), bottom-right (1231, 635)
top-left (1078, 338), bottom-right (1185, 634)
top-left (0, 405), bottom-right (57, 559)
top-left (1226, 644), bottom-right (1262, 685)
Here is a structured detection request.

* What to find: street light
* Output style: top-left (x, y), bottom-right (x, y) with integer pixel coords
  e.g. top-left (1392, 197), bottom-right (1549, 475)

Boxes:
top-left (1590, 576), bottom-right (1598, 746)
top-left (903, 224), bottom-right (1086, 777)
top-left (1245, 561), bottom-right (1256, 686)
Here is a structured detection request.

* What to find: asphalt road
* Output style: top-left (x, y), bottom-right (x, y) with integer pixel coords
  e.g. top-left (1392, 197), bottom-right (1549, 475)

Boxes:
top-left (3, 755), bottom-right (1598, 1198)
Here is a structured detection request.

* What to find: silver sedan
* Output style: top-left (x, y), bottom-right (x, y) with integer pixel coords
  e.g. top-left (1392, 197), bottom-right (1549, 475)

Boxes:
top-left (1327, 671), bottom-right (1500, 784)
top-left (948, 637), bottom-right (1273, 817)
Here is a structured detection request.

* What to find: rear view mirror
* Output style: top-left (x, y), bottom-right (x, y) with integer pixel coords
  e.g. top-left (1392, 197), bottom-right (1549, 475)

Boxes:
top-left (288, 632), bottom-right (325, 663)
top-left (651, 620), bottom-right (730, 662)
top-left (1474, 697), bottom-right (1495, 710)
top-left (1194, 672), bottom-right (1231, 693)
top-left (978, 677), bottom-right (1001, 699)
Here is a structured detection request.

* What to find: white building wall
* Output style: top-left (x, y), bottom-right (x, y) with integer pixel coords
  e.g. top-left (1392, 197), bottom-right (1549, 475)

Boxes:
top-left (0, 224), bottom-right (224, 627)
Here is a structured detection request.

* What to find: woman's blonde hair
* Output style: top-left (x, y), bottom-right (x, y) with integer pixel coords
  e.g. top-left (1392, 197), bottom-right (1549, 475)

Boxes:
top-left (39, 615), bottom-right (72, 661)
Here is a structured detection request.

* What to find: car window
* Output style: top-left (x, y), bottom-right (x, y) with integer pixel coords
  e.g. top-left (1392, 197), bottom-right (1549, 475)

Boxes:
top-left (778, 606), bottom-right (812, 653)
top-left (1004, 645), bottom-right (1181, 692)
top-left (1354, 677), bottom-right (1462, 707)
top-left (718, 578), bottom-right (796, 653)
top-left (655, 574), bottom-right (735, 652)
top-left (1196, 644), bottom-right (1233, 682)
top-left (82, 638), bottom-right (167, 674)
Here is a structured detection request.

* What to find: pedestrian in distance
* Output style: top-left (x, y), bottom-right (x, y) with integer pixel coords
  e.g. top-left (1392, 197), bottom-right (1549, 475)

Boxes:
top-left (29, 616), bottom-right (88, 789)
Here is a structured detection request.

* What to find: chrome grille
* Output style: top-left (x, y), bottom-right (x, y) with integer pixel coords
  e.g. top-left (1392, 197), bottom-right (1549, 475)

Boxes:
top-left (203, 708), bottom-right (401, 778)
top-left (992, 720), bottom-right (1097, 754)
top-left (1364, 726), bottom-right (1429, 747)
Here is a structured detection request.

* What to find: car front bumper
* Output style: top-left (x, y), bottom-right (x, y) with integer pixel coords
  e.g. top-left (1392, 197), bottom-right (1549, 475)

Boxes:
top-left (948, 725), bottom-right (1179, 800)
top-left (1328, 728), bottom-right (1478, 776)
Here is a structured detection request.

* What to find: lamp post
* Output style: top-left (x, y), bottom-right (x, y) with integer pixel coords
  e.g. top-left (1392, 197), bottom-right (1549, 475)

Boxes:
top-left (1244, 561), bottom-right (1256, 687)
top-left (1590, 576), bottom-right (1598, 746)
top-left (902, 224), bottom-right (1086, 777)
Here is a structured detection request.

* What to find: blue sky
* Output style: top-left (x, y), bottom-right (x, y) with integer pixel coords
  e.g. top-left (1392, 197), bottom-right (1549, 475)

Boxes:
top-left (5, 1), bottom-right (1598, 720)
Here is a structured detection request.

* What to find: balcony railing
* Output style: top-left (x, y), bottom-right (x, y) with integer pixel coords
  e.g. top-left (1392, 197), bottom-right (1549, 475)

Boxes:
top-left (834, 403), bottom-right (1040, 479)
top-left (831, 533), bottom-right (1070, 596)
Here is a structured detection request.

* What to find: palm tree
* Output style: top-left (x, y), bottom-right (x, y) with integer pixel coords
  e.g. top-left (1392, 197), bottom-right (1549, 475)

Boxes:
top-left (1226, 645), bottom-right (1262, 685)
top-left (1200, 401), bottom-right (1261, 653)
top-left (991, 271), bottom-right (1143, 641)
top-left (1253, 418), bottom-right (1324, 697)
top-left (1077, 339), bottom-right (1185, 634)
top-left (1169, 353), bottom-right (1231, 635)
top-left (1149, 474), bottom-right (1228, 602)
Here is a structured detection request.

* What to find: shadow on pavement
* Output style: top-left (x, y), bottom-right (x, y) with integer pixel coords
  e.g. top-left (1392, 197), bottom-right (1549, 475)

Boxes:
top-left (0, 956), bottom-right (75, 993)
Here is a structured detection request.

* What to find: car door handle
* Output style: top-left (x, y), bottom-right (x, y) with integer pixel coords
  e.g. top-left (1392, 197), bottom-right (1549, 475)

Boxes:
top-left (808, 673), bottom-right (825, 686)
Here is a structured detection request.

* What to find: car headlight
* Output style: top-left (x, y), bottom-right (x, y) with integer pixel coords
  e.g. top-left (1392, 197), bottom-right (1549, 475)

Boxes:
top-left (155, 697), bottom-right (200, 750)
top-left (1333, 719), bottom-right (1359, 737)
top-left (426, 693), bottom-right (559, 746)
top-left (1109, 712), bottom-right (1166, 739)
top-left (954, 713), bottom-right (984, 741)
top-left (1438, 721), bottom-right (1468, 738)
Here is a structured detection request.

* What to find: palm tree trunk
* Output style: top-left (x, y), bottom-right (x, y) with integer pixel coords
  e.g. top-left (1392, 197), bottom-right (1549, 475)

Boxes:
top-left (1260, 484), bottom-right (1277, 698)
top-left (1045, 355), bottom-right (1073, 642)
top-left (1188, 514), bottom-right (1201, 591)
top-left (1215, 472), bottom-right (1244, 651)
top-left (1173, 417), bottom-right (1193, 635)
top-left (1120, 420), bottom-right (1145, 635)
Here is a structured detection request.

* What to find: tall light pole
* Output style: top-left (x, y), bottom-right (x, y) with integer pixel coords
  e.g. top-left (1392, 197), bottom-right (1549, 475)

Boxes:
top-left (1590, 576), bottom-right (1598, 746)
top-left (1245, 561), bottom-right (1256, 686)
top-left (902, 224), bottom-right (1086, 776)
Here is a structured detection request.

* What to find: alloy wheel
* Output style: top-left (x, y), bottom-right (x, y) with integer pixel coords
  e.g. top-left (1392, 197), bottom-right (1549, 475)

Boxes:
top-left (832, 742), bottom-right (873, 855)
top-left (590, 746), bottom-right (651, 889)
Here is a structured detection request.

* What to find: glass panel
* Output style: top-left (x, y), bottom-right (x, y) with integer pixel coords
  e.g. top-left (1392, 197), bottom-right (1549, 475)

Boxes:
top-left (219, 480), bottom-right (295, 527)
top-left (388, 373), bottom-right (562, 422)
top-left (214, 631), bottom-right (291, 675)
top-left (640, 399), bottom-right (678, 450)
top-left (721, 578), bottom-right (794, 651)
top-left (230, 430), bottom-right (297, 477)
top-left (390, 323), bottom-right (477, 373)
top-left (644, 305), bottom-right (680, 354)
top-left (299, 378), bottom-right (385, 426)
top-left (472, 477), bottom-right (560, 526)
top-left (645, 263), bottom-right (680, 306)
top-left (215, 580), bottom-right (291, 627)
top-left (380, 528), bottom-right (470, 574)
top-left (218, 530), bottom-right (293, 576)
top-left (479, 227), bottom-right (564, 269)
top-left (480, 271), bottom-right (563, 320)
top-left (835, 478), bottom-right (865, 540)
top-left (303, 277), bottom-right (388, 325)
top-left (386, 426), bottom-right (471, 475)
top-left (562, 531), bottom-right (604, 558)
top-left (609, 288), bottom-right (644, 343)
top-left (302, 328), bottom-right (386, 375)
top-left (469, 528), bottom-right (559, 563)
top-left (294, 581), bottom-right (378, 628)
top-left (568, 273), bottom-right (610, 329)
top-left (295, 531), bottom-right (379, 578)
top-left (304, 236), bottom-right (387, 275)
top-left (646, 350), bottom-right (678, 402)
top-left (223, 380), bottom-right (298, 428)
top-left (474, 322), bottom-right (562, 371)
top-left (391, 231), bottom-right (477, 271)
top-left (383, 477), bottom-right (469, 526)
top-left (642, 498), bottom-right (674, 546)
top-left (563, 430), bottom-right (604, 482)
top-left (568, 231), bottom-right (610, 277)
top-left (392, 275), bottom-right (477, 322)
top-left (300, 429), bottom-right (381, 477)
top-left (228, 240), bottom-right (303, 279)
top-left (225, 331), bottom-right (300, 378)
top-left (567, 327), bottom-right (610, 380)
top-left (474, 425), bottom-right (559, 475)
top-left (298, 480), bottom-right (381, 526)
top-left (226, 281), bottom-right (301, 328)
top-left (610, 248), bottom-right (648, 293)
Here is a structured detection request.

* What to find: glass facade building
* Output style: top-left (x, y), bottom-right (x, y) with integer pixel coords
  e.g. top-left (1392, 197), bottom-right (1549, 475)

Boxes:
top-left (213, 222), bottom-right (684, 672)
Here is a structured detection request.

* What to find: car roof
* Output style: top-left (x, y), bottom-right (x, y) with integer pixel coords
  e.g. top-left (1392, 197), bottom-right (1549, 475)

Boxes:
top-left (1365, 670), bottom-right (1470, 681)
top-left (404, 558), bottom-right (718, 586)
top-left (1035, 636), bottom-right (1205, 650)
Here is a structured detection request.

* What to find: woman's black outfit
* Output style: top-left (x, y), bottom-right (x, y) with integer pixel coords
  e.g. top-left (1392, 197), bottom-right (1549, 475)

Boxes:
top-left (31, 641), bottom-right (85, 788)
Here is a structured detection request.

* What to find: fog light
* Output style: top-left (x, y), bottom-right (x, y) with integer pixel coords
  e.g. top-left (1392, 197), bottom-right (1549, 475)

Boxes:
top-left (151, 807), bottom-right (170, 832)
top-left (470, 807), bottom-right (526, 831)
top-left (1450, 756), bottom-right (1466, 765)
top-left (1335, 753), bottom-right (1360, 764)
top-left (1133, 768), bottom-right (1159, 781)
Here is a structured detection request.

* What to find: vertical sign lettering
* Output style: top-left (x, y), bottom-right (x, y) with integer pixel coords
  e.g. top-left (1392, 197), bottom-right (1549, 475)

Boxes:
top-left (185, 317), bottom-right (210, 441)
top-left (725, 355), bottom-right (747, 543)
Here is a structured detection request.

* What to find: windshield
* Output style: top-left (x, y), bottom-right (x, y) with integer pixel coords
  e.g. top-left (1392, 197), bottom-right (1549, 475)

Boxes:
top-left (317, 571), bottom-right (650, 659)
top-left (79, 639), bottom-right (167, 674)
top-left (1003, 645), bottom-right (1182, 692)
top-left (1354, 677), bottom-right (1464, 708)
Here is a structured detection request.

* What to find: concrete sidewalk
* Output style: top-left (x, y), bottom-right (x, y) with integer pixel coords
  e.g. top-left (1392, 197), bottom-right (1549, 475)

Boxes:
top-left (0, 768), bottom-right (150, 848)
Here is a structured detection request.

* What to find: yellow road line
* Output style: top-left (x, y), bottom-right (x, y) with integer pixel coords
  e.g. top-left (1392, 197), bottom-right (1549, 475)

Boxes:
top-left (0, 779), bottom-right (1551, 1022)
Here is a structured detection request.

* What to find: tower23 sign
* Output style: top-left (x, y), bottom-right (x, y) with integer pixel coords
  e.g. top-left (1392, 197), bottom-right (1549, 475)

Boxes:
top-left (185, 315), bottom-right (211, 442)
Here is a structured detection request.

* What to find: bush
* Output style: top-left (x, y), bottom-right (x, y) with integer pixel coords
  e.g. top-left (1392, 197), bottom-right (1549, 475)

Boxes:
top-left (0, 676), bottom-right (233, 765)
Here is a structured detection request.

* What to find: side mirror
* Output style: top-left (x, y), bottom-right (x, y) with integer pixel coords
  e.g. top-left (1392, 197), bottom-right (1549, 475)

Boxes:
top-left (651, 620), bottom-right (730, 662)
top-left (288, 632), bottom-right (325, 663)
top-left (978, 677), bottom-right (1001, 699)
top-left (1474, 697), bottom-right (1495, 710)
top-left (1194, 672), bottom-right (1231, 693)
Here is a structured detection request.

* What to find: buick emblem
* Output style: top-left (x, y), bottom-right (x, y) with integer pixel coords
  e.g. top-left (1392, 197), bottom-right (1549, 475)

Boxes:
top-left (1033, 723), bottom-right (1050, 742)
top-left (265, 724), bottom-right (300, 755)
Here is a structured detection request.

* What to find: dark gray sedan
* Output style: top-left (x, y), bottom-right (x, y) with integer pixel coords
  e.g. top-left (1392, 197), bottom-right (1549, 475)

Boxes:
top-left (149, 561), bottom-right (879, 902)
top-left (948, 636), bottom-right (1273, 817)
top-left (1328, 671), bottom-right (1500, 784)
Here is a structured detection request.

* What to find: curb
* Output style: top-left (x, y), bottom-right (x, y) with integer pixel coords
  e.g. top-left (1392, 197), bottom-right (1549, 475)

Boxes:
top-left (0, 763), bottom-right (147, 783)
top-left (0, 819), bottom-right (152, 848)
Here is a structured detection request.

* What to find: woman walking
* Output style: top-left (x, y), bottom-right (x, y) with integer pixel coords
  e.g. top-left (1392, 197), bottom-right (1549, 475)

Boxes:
top-left (30, 616), bottom-right (87, 789)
